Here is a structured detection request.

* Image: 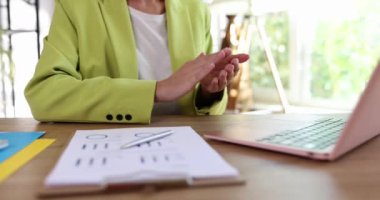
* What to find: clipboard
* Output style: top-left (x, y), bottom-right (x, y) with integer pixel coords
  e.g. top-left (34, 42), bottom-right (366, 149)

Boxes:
top-left (39, 174), bottom-right (245, 197)
top-left (39, 127), bottom-right (243, 197)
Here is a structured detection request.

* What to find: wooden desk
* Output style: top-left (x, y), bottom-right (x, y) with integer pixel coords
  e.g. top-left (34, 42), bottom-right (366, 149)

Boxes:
top-left (0, 115), bottom-right (379, 200)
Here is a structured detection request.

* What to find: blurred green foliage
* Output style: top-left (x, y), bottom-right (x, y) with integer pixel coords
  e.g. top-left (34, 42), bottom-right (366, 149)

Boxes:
top-left (250, 0), bottom-right (380, 102)
top-left (311, 1), bottom-right (380, 100)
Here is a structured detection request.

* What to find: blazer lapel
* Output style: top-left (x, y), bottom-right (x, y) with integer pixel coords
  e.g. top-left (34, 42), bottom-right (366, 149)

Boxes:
top-left (97, 0), bottom-right (196, 77)
top-left (166, 0), bottom-right (196, 71)
top-left (98, 0), bottom-right (138, 78)
top-left (166, 0), bottom-right (199, 112)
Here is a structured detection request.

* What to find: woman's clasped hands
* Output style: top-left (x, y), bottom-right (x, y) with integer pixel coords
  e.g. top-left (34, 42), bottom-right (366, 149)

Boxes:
top-left (155, 48), bottom-right (249, 102)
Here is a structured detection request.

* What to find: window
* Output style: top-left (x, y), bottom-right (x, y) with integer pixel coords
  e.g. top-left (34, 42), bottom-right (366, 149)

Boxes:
top-left (212, 0), bottom-right (380, 111)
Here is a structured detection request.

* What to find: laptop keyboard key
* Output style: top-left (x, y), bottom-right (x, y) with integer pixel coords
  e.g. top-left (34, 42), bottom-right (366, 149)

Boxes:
top-left (258, 118), bottom-right (346, 151)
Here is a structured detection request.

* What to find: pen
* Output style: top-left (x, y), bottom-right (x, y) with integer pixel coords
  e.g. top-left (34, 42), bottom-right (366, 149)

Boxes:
top-left (120, 130), bottom-right (173, 149)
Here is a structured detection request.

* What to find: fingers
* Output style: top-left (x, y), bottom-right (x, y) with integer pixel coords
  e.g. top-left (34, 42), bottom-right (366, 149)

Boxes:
top-left (200, 50), bottom-right (248, 71)
top-left (208, 77), bottom-right (219, 93)
top-left (195, 62), bottom-right (215, 82)
top-left (225, 63), bottom-right (235, 81)
top-left (231, 58), bottom-right (239, 74)
top-left (204, 70), bottom-right (228, 93)
top-left (213, 53), bottom-right (249, 72)
top-left (195, 51), bottom-right (225, 71)
top-left (218, 70), bottom-right (228, 89)
top-left (193, 52), bottom-right (222, 81)
top-left (235, 54), bottom-right (250, 63)
top-left (207, 50), bottom-right (226, 64)
top-left (200, 62), bottom-right (237, 94)
top-left (225, 53), bottom-right (250, 64)
top-left (214, 61), bottom-right (238, 84)
top-left (158, 50), bottom-right (241, 102)
top-left (222, 48), bottom-right (232, 58)
top-left (198, 50), bottom-right (247, 94)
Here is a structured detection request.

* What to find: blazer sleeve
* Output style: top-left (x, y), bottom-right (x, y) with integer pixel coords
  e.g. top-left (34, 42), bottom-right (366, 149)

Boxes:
top-left (193, 3), bottom-right (228, 115)
top-left (24, 1), bottom-right (156, 123)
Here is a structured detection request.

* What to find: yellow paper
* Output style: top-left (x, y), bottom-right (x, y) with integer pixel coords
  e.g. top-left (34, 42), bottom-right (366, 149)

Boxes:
top-left (0, 139), bottom-right (55, 183)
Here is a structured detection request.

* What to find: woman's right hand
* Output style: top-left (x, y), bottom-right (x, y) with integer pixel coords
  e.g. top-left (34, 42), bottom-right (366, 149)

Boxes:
top-left (155, 50), bottom-right (226, 102)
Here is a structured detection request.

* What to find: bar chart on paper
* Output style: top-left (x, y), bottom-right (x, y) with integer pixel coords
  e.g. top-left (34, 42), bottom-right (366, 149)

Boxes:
top-left (71, 130), bottom-right (186, 170)
top-left (45, 126), bottom-right (239, 187)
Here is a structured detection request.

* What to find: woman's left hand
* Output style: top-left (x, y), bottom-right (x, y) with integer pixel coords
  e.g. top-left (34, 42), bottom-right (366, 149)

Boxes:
top-left (199, 48), bottom-right (249, 96)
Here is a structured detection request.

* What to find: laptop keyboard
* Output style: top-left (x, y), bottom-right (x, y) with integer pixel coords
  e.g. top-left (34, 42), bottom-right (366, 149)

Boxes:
top-left (257, 118), bottom-right (346, 150)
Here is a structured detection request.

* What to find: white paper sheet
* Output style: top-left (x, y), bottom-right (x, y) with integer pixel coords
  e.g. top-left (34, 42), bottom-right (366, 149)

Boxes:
top-left (45, 126), bottom-right (238, 186)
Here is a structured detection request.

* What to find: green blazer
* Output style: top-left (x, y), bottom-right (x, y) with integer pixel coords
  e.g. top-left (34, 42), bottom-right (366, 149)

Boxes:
top-left (25, 0), bottom-right (227, 123)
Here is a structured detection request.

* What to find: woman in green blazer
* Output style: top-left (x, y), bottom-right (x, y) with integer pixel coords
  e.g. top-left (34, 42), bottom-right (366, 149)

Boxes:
top-left (25, 0), bottom-right (249, 123)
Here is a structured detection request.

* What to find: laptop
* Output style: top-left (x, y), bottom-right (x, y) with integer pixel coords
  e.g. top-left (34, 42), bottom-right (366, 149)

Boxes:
top-left (205, 62), bottom-right (380, 161)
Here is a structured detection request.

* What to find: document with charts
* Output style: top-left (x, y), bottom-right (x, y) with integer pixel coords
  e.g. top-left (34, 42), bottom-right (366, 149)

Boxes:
top-left (45, 126), bottom-right (240, 190)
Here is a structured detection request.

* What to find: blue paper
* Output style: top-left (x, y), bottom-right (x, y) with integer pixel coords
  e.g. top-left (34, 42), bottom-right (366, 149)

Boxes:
top-left (0, 132), bottom-right (45, 163)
